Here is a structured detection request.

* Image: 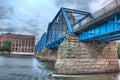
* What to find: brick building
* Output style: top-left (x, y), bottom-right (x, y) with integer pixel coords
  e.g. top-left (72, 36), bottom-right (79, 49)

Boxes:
top-left (0, 33), bottom-right (35, 54)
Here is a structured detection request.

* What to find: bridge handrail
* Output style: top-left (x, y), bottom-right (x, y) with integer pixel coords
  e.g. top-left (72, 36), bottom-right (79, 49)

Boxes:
top-left (93, 0), bottom-right (118, 19)
top-left (81, 0), bottom-right (120, 26)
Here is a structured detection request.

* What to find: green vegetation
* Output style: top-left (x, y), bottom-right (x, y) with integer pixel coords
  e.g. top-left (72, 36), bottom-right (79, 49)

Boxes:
top-left (117, 42), bottom-right (120, 58)
top-left (0, 39), bottom-right (12, 52)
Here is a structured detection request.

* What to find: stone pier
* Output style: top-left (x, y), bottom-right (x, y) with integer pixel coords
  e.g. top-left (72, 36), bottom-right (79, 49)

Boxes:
top-left (54, 34), bottom-right (119, 74)
top-left (35, 47), bottom-right (57, 61)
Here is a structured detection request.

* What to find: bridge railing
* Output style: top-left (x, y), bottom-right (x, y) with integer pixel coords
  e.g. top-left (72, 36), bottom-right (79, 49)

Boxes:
top-left (94, 0), bottom-right (120, 21)
top-left (80, 0), bottom-right (120, 27)
top-left (94, 0), bottom-right (117, 18)
top-left (118, 0), bottom-right (120, 5)
top-left (93, 8), bottom-right (104, 19)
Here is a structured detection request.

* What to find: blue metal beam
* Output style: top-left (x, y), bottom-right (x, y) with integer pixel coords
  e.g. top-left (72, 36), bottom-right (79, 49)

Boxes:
top-left (62, 8), bottom-right (73, 33)
top-left (62, 8), bottom-right (93, 16)
top-left (72, 14), bottom-right (92, 27)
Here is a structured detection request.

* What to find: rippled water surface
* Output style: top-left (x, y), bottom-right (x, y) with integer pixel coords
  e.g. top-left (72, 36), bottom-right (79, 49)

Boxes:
top-left (0, 56), bottom-right (120, 80)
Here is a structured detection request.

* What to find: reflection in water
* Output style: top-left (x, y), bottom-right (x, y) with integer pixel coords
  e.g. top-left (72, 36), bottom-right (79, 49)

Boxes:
top-left (0, 56), bottom-right (120, 80)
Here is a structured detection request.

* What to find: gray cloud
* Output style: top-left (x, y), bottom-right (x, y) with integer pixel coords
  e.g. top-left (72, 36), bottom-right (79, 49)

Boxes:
top-left (0, 26), bottom-right (15, 32)
top-left (0, 0), bottom-right (42, 40)
top-left (0, 6), bottom-right (13, 19)
top-left (54, 0), bottom-right (94, 11)
top-left (54, 0), bottom-right (113, 13)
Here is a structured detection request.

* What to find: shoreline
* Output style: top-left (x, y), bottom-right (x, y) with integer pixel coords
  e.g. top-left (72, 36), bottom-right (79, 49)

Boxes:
top-left (0, 53), bottom-right (33, 57)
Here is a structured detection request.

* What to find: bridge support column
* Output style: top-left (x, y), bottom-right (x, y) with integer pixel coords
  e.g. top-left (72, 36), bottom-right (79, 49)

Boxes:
top-left (54, 34), bottom-right (119, 74)
top-left (35, 48), bottom-right (57, 61)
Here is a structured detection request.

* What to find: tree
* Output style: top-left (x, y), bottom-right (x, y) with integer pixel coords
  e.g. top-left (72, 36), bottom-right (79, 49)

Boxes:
top-left (117, 42), bottom-right (120, 58)
top-left (1, 39), bottom-right (12, 52)
top-left (0, 46), bottom-right (2, 52)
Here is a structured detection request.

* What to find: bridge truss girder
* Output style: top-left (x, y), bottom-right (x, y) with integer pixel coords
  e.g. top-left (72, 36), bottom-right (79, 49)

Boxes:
top-left (78, 13), bottom-right (120, 43)
top-left (35, 32), bottom-right (47, 51)
top-left (35, 8), bottom-right (93, 51)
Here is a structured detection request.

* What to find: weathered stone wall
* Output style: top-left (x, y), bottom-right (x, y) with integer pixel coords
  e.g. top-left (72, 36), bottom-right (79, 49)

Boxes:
top-left (54, 34), bottom-right (119, 74)
top-left (35, 47), bottom-right (57, 61)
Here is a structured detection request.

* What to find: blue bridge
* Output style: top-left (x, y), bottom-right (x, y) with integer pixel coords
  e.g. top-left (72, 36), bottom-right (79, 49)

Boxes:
top-left (35, 0), bottom-right (120, 51)
top-left (35, 0), bottom-right (120, 75)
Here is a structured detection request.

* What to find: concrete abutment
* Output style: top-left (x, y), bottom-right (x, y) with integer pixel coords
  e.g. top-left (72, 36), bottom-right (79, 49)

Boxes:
top-left (35, 48), bottom-right (57, 61)
top-left (53, 34), bottom-right (119, 74)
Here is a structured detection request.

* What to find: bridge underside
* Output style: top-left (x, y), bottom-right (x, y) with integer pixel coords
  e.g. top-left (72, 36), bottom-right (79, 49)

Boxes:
top-left (77, 14), bottom-right (120, 42)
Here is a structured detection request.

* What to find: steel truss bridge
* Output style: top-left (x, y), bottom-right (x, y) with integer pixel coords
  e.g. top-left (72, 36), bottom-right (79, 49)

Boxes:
top-left (35, 0), bottom-right (120, 51)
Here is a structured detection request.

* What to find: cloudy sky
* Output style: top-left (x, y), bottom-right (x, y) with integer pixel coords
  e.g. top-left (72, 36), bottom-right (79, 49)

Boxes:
top-left (0, 0), bottom-right (114, 43)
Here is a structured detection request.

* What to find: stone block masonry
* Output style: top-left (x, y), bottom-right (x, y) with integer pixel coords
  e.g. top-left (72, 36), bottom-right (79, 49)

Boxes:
top-left (54, 34), bottom-right (119, 74)
top-left (35, 47), bottom-right (57, 62)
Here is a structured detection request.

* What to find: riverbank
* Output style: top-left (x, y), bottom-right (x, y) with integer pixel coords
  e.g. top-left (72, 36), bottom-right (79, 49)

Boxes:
top-left (0, 53), bottom-right (33, 57)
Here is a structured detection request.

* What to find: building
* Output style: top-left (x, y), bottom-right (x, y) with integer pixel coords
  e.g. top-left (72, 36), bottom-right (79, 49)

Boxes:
top-left (0, 33), bottom-right (35, 54)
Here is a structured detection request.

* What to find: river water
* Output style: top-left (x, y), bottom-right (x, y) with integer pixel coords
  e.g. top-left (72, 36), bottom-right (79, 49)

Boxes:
top-left (0, 56), bottom-right (120, 80)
